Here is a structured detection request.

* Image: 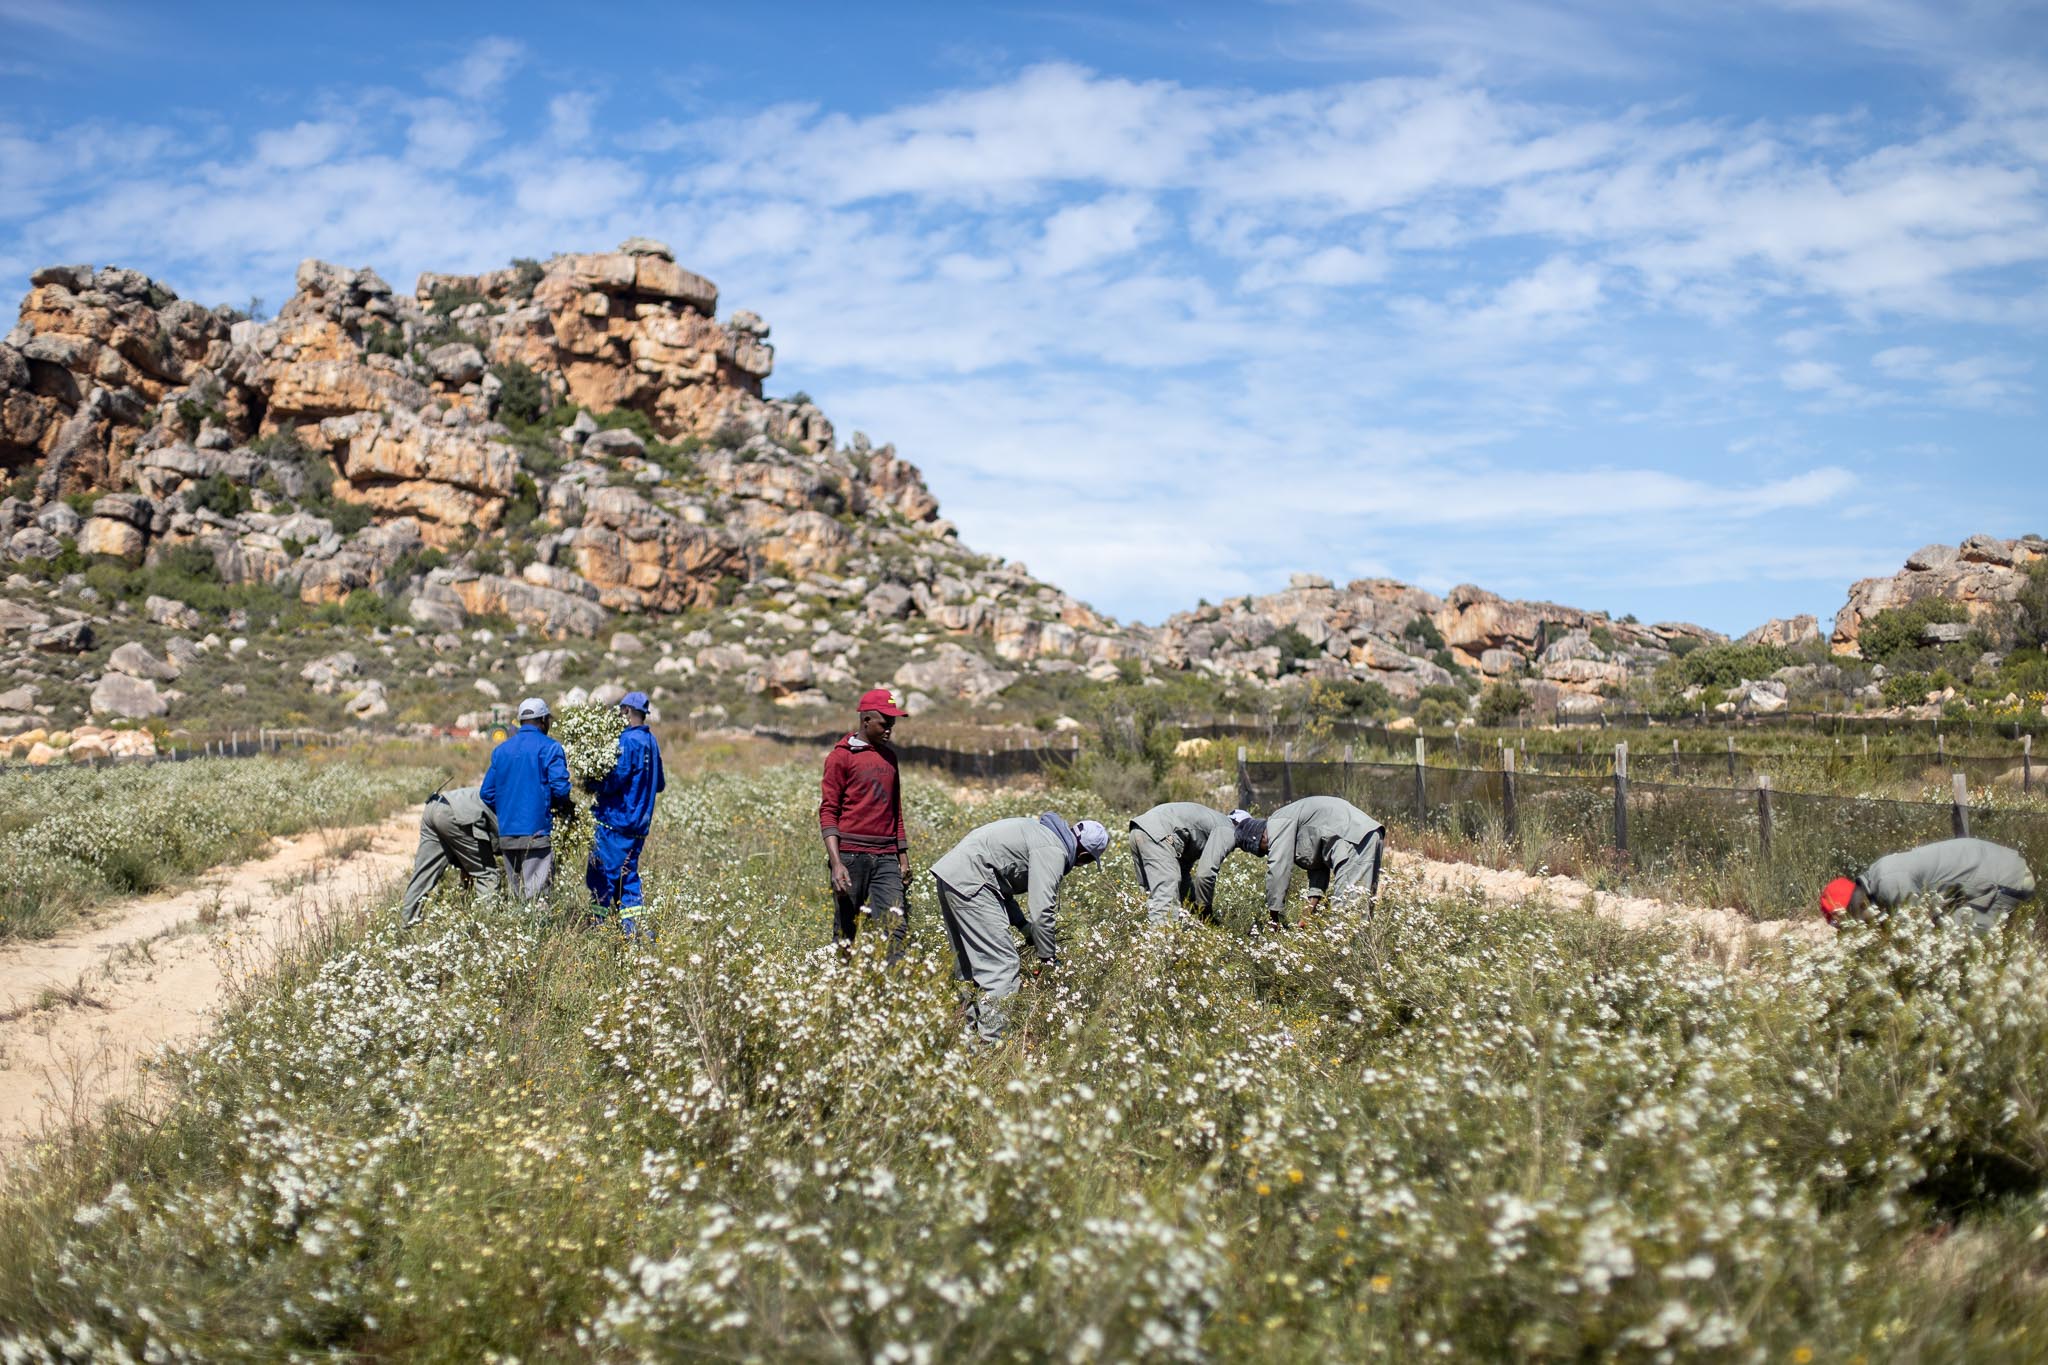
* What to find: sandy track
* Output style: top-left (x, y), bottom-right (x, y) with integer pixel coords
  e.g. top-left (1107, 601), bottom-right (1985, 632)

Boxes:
top-left (0, 806), bottom-right (422, 1159)
top-left (1385, 849), bottom-right (1828, 960)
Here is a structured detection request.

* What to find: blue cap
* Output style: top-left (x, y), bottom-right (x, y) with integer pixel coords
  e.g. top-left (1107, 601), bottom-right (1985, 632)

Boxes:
top-left (620, 691), bottom-right (650, 712)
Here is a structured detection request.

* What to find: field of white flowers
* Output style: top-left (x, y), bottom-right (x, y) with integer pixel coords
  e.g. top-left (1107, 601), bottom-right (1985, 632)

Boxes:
top-left (0, 753), bottom-right (442, 941)
top-left (4, 761), bottom-right (2048, 1360)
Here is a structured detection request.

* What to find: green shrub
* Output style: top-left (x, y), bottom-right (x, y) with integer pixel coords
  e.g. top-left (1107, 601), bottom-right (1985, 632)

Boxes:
top-left (1270, 626), bottom-right (1317, 671)
top-left (1676, 641), bottom-right (1791, 689)
top-left (1860, 596), bottom-right (1970, 666)
top-left (1880, 671), bottom-right (1933, 707)
top-left (362, 324), bottom-right (408, 358)
top-left (508, 257), bottom-right (546, 300)
top-left (186, 474), bottom-right (250, 518)
top-left (1475, 679), bottom-right (1531, 726)
top-left (491, 361), bottom-right (552, 427)
top-left (1589, 624), bottom-right (1616, 652)
top-left (1401, 615), bottom-right (1444, 650)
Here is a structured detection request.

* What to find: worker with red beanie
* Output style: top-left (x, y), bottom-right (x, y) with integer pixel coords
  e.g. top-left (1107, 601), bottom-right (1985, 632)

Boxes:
top-left (821, 687), bottom-right (912, 960)
top-left (1820, 837), bottom-right (2035, 935)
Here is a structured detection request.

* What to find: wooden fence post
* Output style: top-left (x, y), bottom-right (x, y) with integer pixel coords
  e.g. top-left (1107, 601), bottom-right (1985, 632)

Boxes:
top-left (1281, 742), bottom-right (1295, 805)
top-left (1757, 772), bottom-right (1773, 864)
top-left (1613, 742), bottom-right (1629, 858)
top-left (1672, 736), bottom-right (1680, 777)
top-left (2025, 734), bottom-right (2034, 795)
top-left (1237, 745), bottom-right (1251, 808)
top-left (1414, 736), bottom-right (1427, 826)
top-left (1953, 771), bottom-right (1971, 838)
top-left (1938, 732), bottom-right (1946, 763)
top-left (1726, 735), bottom-right (1737, 781)
top-left (1502, 745), bottom-right (1518, 845)
top-left (1343, 742), bottom-right (1353, 764)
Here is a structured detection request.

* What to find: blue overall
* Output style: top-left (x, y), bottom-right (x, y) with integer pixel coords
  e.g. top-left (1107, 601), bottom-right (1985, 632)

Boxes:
top-left (586, 724), bottom-right (665, 924)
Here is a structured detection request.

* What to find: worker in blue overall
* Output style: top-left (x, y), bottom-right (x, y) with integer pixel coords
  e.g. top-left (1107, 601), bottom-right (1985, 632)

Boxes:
top-left (586, 690), bottom-right (666, 937)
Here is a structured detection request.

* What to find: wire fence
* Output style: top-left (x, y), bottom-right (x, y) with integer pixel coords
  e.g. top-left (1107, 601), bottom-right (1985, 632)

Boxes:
top-left (1236, 747), bottom-right (2048, 918)
top-left (745, 728), bottom-right (1081, 781)
top-left (1200, 721), bottom-right (2039, 793)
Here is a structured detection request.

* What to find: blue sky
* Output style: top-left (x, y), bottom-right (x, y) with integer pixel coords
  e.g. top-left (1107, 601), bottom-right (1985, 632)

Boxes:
top-left (3, 1), bottom-right (2045, 634)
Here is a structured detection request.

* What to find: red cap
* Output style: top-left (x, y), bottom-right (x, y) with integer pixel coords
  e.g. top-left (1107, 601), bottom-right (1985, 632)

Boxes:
top-left (1819, 877), bottom-right (1858, 924)
top-left (858, 687), bottom-right (909, 718)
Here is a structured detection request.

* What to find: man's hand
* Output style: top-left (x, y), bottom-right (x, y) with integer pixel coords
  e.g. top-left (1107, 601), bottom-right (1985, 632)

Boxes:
top-left (829, 856), bottom-right (854, 894)
top-left (897, 850), bottom-right (911, 881)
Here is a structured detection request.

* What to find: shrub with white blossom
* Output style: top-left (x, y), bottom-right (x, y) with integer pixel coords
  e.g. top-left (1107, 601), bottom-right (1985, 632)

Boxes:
top-left (550, 703), bottom-right (627, 868)
top-left (3, 762), bottom-right (2048, 1360)
top-left (0, 754), bottom-right (438, 940)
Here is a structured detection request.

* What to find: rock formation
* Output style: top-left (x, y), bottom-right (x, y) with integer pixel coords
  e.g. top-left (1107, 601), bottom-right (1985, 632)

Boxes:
top-left (1830, 535), bottom-right (2047, 657)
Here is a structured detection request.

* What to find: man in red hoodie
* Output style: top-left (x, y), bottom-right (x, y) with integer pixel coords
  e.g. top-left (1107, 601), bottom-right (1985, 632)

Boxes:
top-left (821, 687), bottom-right (911, 960)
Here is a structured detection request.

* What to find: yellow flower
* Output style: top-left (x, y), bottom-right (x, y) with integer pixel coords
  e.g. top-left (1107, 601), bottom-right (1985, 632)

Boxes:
top-left (1370, 1274), bottom-right (1393, 1293)
top-left (1792, 1349), bottom-right (1814, 1364)
top-left (1256, 1182), bottom-right (1272, 1196)
top-left (1335, 1226), bottom-right (1349, 1240)
top-left (1287, 1168), bottom-right (1304, 1184)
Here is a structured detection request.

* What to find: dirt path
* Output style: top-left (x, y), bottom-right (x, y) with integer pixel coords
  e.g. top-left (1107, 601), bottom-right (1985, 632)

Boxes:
top-left (1385, 849), bottom-right (1828, 960)
top-left (0, 806), bottom-right (422, 1159)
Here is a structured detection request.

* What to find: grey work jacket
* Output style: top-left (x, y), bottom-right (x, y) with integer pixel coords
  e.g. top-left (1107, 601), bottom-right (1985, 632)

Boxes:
top-left (437, 786), bottom-right (500, 848)
top-left (1264, 795), bottom-right (1384, 915)
top-left (1861, 838), bottom-right (2035, 924)
top-left (931, 816), bottom-right (1076, 963)
top-left (1130, 802), bottom-right (1239, 911)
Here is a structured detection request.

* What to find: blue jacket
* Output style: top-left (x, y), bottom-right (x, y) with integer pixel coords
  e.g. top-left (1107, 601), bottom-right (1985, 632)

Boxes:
top-left (480, 723), bottom-right (572, 845)
top-left (592, 724), bottom-right (666, 837)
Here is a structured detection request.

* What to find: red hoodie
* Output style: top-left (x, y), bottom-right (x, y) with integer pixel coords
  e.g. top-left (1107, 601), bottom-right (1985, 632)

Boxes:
top-left (819, 735), bottom-right (905, 855)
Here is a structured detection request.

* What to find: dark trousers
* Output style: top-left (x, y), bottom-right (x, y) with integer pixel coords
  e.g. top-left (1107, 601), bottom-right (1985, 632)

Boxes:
top-left (834, 850), bottom-right (907, 960)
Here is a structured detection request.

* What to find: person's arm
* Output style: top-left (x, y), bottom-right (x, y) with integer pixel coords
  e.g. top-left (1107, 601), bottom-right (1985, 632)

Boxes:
top-left (654, 735), bottom-right (666, 795)
top-left (479, 756), bottom-right (498, 808)
top-left (820, 750), bottom-right (852, 892)
top-left (1026, 842), bottom-right (1065, 964)
top-left (546, 743), bottom-right (573, 811)
top-left (1190, 822), bottom-right (1234, 913)
top-left (892, 754), bottom-right (909, 877)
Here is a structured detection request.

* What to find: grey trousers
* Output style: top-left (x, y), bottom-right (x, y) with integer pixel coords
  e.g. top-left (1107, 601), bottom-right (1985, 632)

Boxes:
top-left (502, 846), bottom-right (556, 902)
top-left (1320, 829), bottom-right (1385, 910)
top-left (399, 801), bottom-right (502, 926)
top-left (1128, 829), bottom-right (1185, 927)
top-left (934, 877), bottom-right (1029, 1043)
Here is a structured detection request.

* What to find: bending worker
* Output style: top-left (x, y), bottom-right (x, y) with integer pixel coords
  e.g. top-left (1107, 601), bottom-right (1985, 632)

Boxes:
top-left (398, 785), bottom-right (500, 926)
top-left (931, 812), bottom-right (1109, 1043)
top-left (1235, 795), bottom-right (1385, 927)
top-left (1820, 837), bottom-right (2036, 934)
top-left (480, 696), bottom-right (573, 900)
top-left (1127, 802), bottom-right (1245, 927)
top-left (820, 687), bottom-right (911, 960)
top-left (586, 691), bottom-right (666, 936)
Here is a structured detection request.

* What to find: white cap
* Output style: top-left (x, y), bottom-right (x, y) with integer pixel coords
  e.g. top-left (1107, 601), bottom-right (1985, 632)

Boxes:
top-left (517, 697), bottom-right (551, 721)
top-left (1074, 819), bottom-right (1109, 859)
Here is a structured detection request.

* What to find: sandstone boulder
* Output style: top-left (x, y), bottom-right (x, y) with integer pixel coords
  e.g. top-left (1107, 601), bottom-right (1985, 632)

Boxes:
top-left (108, 640), bottom-right (179, 680)
top-left (895, 644), bottom-right (1017, 703)
top-left (91, 671), bottom-right (167, 719)
top-left (29, 619), bottom-right (92, 652)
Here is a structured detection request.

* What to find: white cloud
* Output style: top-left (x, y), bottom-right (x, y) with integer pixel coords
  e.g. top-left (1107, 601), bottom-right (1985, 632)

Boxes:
top-left (253, 121), bottom-right (350, 170)
top-left (440, 36), bottom-right (524, 102)
top-left (1032, 194), bottom-right (1160, 276)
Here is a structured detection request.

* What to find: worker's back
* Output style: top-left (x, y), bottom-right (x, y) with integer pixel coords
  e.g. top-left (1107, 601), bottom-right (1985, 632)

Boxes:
top-left (1863, 837), bottom-right (2035, 931)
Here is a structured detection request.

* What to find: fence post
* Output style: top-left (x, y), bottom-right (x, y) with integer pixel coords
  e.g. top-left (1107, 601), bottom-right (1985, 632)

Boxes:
top-left (1613, 742), bottom-right (1629, 859)
top-left (1862, 734), bottom-right (1869, 759)
top-left (1343, 742), bottom-right (1353, 764)
top-left (1414, 736), bottom-right (1427, 826)
top-left (1502, 745), bottom-right (1518, 845)
top-left (2026, 734), bottom-right (2033, 794)
top-left (1281, 742), bottom-right (1295, 804)
top-left (1953, 771), bottom-right (1971, 838)
top-left (1726, 735), bottom-right (1736, 781)
top-left (1757, 772), bottom-right (1773, 864)
top-left (1938, 732), bottom-right (1946, 763)
top-left (1672, 736), bottom-right (1680, 776)
top-left (1237, 745), bottom-right (1252, 809)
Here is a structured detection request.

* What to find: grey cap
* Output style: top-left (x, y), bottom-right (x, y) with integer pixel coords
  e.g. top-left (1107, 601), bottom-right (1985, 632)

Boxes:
top-left (1074, 819), bottom-right (1109, 860)
top-left (517, 696), bottom-right (551, 721)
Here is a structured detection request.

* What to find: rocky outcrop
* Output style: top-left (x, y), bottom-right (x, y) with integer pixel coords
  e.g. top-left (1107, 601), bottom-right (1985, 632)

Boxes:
top-left (1741, 615), bottom-right (1822, 649)
top-left (1830, 534), bottom-right (2047, 657)
top-left (1144, 573), bottom-right (1718, 698)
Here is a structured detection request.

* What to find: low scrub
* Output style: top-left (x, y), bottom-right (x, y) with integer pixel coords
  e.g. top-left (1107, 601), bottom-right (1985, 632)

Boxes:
top-left (0, 754), bottom-right (438, 941)
top-left (4, 766), bottom-right (2048, 1358)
